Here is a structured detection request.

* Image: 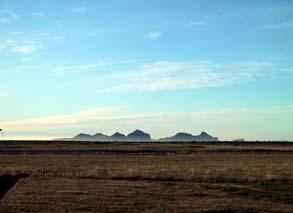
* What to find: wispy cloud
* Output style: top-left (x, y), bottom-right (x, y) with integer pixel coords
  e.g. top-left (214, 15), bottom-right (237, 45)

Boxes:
top-left (0, 39), bottom-right (43, 54)
top-left (1, 107), bottom-right (119, 132)
top-left (263, 20), bottom-right (293, 29)
top-left (1, 105), bottom-right (292, 140)
top-left (52, 59), bottom-right (139, 75)
top-left (52, 62), bottom-right (115, 74)
top-left (97, 60), bottom-right (273, 93)
top-left (31, 31), bottom-right (66, 42)
top-left (20, 56), bottom-right (34, 63)
top-left (187, 21), bottom-right (206, 27)
top-left (32, 12), bottom-right (46, 17)
top-left (145, 32), bottom-right (161, 40)
top-left (0, 10), bottom-right (19, 23)
top-left (0, 107), bottom-right (161, 134)
top-left (51, 36), bottom-right (65, 42)
top-left (0, 31), bottom-right (65, 56)
top-left (0, 39), bottom-right (16, 50)
top-left (72, 7), bottom-right (87, 14)
top-left (13, 41), bottom-right (43, 54)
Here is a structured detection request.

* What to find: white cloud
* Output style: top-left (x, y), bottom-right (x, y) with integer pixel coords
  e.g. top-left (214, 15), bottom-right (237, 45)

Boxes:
top-left (1, 106), bottom-right (292, 140)
top-left (11, 31), bottom-right (22, 35)
top-left (0, 39), bottom-right (17, 50)
top-left (52, 59), bottom-right (141, 76)
top-left (1, 107), bottom-right (119, 132)
top-left (72, 7), bottom-right (87, 14)
top-left (20, 57), bottom-right (32, 63)
top-left (0, 39), bottom-right (43, 54)
top-left (97, 60), bottom-right (273, 93)
top-left (0, 107), bottom-right (163, 137)
top-left (263, 20), bottom-right (293, 29)
top-left (0, 31), bottom-right (65, 54)
top-left (0, 10), bottom-right (19, 23)
top-left (52, 62), bottom-right (115, 74)
top-left (30, 31), bottom-right (66, 42)
top-left (187, 21), bottom-right (206, 27)
top-left (145, 32), bottom-right (161, 40)
top-left (51, 36), bottom-right (65, 42)
top-left (32, 12), bottom-right (46, 17)
top-left (12, 41), bottom-right (43, 54)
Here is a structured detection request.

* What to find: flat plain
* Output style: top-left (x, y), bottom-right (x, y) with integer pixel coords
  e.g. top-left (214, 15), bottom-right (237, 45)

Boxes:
top-left (0, 141), bottom-right (292, 212)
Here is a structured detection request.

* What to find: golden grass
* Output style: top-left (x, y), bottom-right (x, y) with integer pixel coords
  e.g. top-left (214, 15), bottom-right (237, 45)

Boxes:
top-left (1, 154), bottom-right (292, 183)
top-left (0, 142), bottom-right (292, 212)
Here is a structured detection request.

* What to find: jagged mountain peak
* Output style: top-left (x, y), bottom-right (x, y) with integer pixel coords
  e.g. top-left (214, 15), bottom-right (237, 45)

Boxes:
top-left (111, 132), bottom-right (126, 137)
top-left (175, 132), bottom-right (193, 137)
top-left (127, 129), bottom-right (151, 141)
top-left (160, 131), bottom-right (218, 142)
top-left (70, 130), bottom-right (218, 142)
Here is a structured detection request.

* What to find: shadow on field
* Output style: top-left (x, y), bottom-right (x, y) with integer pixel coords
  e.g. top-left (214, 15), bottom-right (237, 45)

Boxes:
top-left (0, 173), bottom-right (29, 200)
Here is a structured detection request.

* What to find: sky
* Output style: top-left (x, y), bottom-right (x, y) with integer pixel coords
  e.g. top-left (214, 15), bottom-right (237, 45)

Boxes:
top-left (0, 0), bottom-right (293, 141)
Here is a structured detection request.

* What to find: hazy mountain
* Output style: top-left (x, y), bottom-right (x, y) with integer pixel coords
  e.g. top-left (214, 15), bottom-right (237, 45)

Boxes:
top-left (73, 133), bottom-right (95, 141)
top-left (194, 132), bottom-right (218, 141)
top-left (71, 130), bottom-right (151, 141)
top-left (111, 132), bottom-right (127, 141)
top-left (70, 130), bottom-right (217, 142)
top-left (72, 133), bottom-right (110, 141)
top-left (160, 131), bottom-right (218, 141)
top-left (92, 133), bottom-right (111, 141)
top-left (161, 132), bottom-right (194, 141)
top-left (126, 129), bottom-right (151, 141)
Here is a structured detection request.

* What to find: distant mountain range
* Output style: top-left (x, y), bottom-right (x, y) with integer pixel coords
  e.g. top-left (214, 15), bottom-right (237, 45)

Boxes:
top-left (67, 130), bottom-right (218, 142)
top-left (72, 129), bottom-right (151, 141)
top-left (159, 132), bottom-right (218, 142)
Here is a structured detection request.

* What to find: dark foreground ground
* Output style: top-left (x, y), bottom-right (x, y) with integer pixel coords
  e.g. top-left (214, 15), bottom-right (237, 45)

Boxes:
top-left (0, 141), bottom-right (292, 212)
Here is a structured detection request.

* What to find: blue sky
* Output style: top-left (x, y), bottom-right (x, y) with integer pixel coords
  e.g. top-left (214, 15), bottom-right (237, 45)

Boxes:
top-left (0, 0), bottom-right (293, 140)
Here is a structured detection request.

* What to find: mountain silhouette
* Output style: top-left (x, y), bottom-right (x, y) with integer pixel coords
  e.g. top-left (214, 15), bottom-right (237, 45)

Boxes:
top-left (194, 131), bottom-right (218, 141)
top-left (73, 133), bottom-right (94, 141)
top-left (126, 129), bottom-right (151, 141)
top-left (92, 133), bottom-right (111, 141)
top-left (71, 130), bottom-right (217, 141)
top-left (111, 132), bottom-right (127, 141)
top-left (159, 131), bottom-right (218, 141)
top-left (72, 133), bottom-right (110, 141)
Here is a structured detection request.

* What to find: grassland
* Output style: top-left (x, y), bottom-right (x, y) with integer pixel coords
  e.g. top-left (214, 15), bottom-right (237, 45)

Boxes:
top-left (0, 141), bottom-right (292, 212)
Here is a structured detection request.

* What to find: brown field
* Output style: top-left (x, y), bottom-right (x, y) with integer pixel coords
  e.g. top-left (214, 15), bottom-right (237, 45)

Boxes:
top-left (0, 141), bottom-right (292, 212)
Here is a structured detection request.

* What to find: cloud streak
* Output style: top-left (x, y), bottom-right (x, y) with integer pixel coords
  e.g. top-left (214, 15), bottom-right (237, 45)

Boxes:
top-left (1, 106), bottom-right (292, 140)
top-left (0, 10), bottom-right (19, 23)
top-left (1, 107), bottom-right (119, 132)
top-left (97, 60), bottom-right (273, 93)
top-left (0, 39), bottom-right (43, 54)
top-left (0, 107), bottom-right (163, 136)
top-left (13, 41), bottom-right (43, 54)
top-left (72, 7), bottom-right (87, 14)
top-left (145, 32), bottom-right (161, 40)
top-left (263, 20), bottom-right (293, 29)
top-left (32, 12), bottom-right (46, 17)
top-left (52, 61), bottom-right (115, 74)
top-left (187, 21), bottom-right (206, 27)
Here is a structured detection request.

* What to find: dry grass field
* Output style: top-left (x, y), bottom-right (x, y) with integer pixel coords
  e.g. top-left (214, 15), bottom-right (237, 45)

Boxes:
top-left (0, 141), bottom-right (292, 212)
